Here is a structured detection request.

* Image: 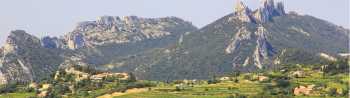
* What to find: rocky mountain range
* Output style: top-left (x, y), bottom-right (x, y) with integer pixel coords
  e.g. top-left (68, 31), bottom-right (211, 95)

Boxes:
top-left (101, 0), bottom-right (349, 80)
top-left (0, 16), bottom-right (197, 84)
top-left (0, 0), bottom-right (349, 84)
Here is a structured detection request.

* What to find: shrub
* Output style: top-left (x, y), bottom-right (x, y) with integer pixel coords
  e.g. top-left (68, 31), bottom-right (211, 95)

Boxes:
top-left (233, 78), bottom-right (239, 83)
top-left (207, 79), bottom-right (220, 84)
top-left (126, 82), bottom-right (155, 89)
top-left (76, 79), bottom-right (92, 89)
top-left (175, 86), bottom-right (182, 91)
top-left (173, 80), bottom-right (184, 84)
top-left (51, 84), bottom-right (70, 96)
top-left (77, 90), bottom-right (89, 97)
top-left (275, 80), bottom-right (290, 88)
top-left (237, 94), bottom-right (247, 98)
top-left (341, 88), bottom-right (348, 96)
top-left (128, 72), bottom-right (137, 82)
top-left (243, 75), bottom-right (252, 80)
top-left (227, 95), bottom-right (234, 98)
top-left (0, 83), bottom-right (17, 93)
top-left (328, 88), bottom-right (337, 97)
top-left (103, 76), bottom-right (118, 82)
top-left (323, 59), bottom-right (349, 75)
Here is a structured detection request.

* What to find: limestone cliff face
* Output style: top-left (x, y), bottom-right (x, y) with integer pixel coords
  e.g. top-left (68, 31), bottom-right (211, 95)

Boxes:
top-left (225, 27), bottom-right (253, 54)
top-left (58, 16), bottom-right (198, 68)
top-left (225, 25), bottom-right (276, 70)
top-left (225, 0), bottom-right (285, 70)
top-left (66, 33), bottom-right (85, 49)
top-left (0, 30), bottom-right (64, 84)
top-left (234, 1), bottom-right (254, 23)
top-left (64, 16), bottom-right (197, 50)
top-left (252, 26), bottom-right (276, 69)
top-left (0, 16), bottom-right (198, 84)
top-left (41, 36), bottom-right (63, 49)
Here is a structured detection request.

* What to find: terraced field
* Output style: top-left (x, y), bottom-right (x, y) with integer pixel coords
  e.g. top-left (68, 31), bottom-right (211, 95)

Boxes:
top-left (0, 65), bottom-right (347, 98)
top-left (111, 71), bottom-right (349, 98)
top-left (114, 81), bottom-right (271, 98)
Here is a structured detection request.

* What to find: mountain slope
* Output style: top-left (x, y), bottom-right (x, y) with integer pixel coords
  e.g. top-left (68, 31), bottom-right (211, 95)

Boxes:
top-left (61, 16), bottom-right (197, 67)
top-left (0, 16), bottom-right (197, 84)
top-left (0, 30), bottom-right (64, 84)
top-left (108, 0), bottom-right (349, 80)
top-left (0, 0), bottom-right (348, 83)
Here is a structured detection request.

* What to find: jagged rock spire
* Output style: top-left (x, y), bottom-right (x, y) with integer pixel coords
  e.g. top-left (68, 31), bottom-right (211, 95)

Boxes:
top-left (41, 36), bottom-right (62, 49)
top-left (254, 0), bottom-right (286, 23)
top-left (233, 0), bottom-right (286, 23)
top-left (234, 0), bottom-right (249, 13)
top-left (67, 32), bottom-right (85, 50)
top-left (275, 2), bottom-right (286, 15)
top-left (234, 0), bottom-right (254, 22)
top-left (260, 0), bottom-right (275, 8)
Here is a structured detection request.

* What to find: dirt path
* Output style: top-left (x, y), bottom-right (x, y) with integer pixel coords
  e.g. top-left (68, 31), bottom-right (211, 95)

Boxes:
top-left (97, 88), bottom-right (148, 98)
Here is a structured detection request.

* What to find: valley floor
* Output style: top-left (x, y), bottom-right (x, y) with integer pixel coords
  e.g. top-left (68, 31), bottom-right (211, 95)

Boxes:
top-left (110, 81), bottom-right (348, 98)
top-left (0, 63), bottom-right (348, 98)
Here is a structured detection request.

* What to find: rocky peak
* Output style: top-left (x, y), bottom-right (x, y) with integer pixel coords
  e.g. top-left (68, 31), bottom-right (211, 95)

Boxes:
top-left (234, 1), bottom-right (250, 13)
top-left (0, 30), bottom-right (64, 85)
top-left (65, 16), bottom-right (196, 49)
top-left (6, 30), bottom-right (40, 45)
top-left (234, 0), bottom-right (286, 23)
top-left (260, 0), bottom-right (275, 8)
top-left (41, 36), bottom-right (63, 49)
top-left (122, 16), bottom-right (140, 25)
top-left (94, 16), bottom-right (143, 26)
top-left (96, 16), bottom-right (119, 25)
top-left (275, 2), bottom-right (285, 15)
top-left (3, 30), bottom-right (41, 54)
top-left (254, 0), bottom-right (286, 22)
top-left (234, 0), bottom-right (254, 22)
top-left (77, 16), bottom-right (142, 32)
top-left (66, 32), bottom-right (85, 50)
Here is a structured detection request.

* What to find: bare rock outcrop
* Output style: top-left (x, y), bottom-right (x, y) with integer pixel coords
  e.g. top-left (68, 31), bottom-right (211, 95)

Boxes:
top-left (234, 0), bottom-right (286, 23)
top-left (234, 1), bottom-right (254, 23)
top-left (226, 25), bottom-right (276, 70)
top-left (64, 16), bottom-right (197, 49)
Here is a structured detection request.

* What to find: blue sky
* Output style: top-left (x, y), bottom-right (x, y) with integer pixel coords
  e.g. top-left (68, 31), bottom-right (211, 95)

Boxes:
top-left (0, 0), bottom-right (349, 45)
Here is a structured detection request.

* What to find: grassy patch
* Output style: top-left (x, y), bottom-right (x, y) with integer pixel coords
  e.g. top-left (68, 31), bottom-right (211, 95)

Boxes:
top-left (0, 92), bottom-right (35, 98)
